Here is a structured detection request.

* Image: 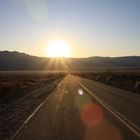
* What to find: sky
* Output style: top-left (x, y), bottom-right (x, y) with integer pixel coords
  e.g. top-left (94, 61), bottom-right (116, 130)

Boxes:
top-left (0, 0), bottom-right (140, 57)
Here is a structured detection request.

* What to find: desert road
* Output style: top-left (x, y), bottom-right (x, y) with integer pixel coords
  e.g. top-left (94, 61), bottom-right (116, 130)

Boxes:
top-left (13, 75), bottom-right (140, 140)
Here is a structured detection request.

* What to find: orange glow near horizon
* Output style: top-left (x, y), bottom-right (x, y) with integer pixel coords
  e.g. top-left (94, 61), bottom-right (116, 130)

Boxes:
top-left (43, 57), bottom-right (70, 71)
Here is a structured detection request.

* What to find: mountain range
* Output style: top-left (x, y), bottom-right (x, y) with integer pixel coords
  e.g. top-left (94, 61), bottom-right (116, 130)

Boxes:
top-left (0, 51), bottom-right (140, 71)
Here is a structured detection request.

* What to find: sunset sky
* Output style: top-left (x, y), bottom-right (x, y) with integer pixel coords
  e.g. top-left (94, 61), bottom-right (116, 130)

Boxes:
top-left (0, 0), bottom-right (140, 57)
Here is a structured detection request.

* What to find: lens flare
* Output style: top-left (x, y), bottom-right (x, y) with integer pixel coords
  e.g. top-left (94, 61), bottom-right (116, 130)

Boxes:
top-left (24, 0), bottom-right (47, 21)
top-left (78, 88), bottom-right (84, 95)
top-left (81, 103), bottom-right (103, 127)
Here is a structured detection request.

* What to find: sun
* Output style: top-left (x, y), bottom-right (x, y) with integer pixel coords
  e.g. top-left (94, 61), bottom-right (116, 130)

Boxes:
top-left (47, 41), bottom-right (70, 57)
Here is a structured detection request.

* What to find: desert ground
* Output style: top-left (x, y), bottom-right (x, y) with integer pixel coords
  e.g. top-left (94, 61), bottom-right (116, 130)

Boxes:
top-left (0, 72), bottom-right (66, 139)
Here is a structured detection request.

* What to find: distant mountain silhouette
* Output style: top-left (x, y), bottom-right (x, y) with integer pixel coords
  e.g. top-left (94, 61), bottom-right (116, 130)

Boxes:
top-left (0, 51), bottom-right (140, 71)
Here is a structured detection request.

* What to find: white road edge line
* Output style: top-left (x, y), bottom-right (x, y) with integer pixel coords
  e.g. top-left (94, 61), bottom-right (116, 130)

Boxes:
top-left (11, 78), bottom-right (65, 140)
top-left (75, 79), bottom-right (140, 138)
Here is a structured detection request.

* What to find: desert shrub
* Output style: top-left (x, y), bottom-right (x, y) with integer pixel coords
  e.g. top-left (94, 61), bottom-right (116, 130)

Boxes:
top-left (106, 75), bottom-right (114, 83)
top-left (135, 81), bottom-right (140, 93)
top-left (0, 72), bottom-right (67, 105)
top-left (0, 81), bottom-right (22, 103)
top-left (73, 71), bottom-right (140, 94)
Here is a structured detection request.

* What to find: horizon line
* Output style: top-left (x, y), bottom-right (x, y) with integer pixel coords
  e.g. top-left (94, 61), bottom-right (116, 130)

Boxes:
top-left (0, 50), bottom-right (140, 58)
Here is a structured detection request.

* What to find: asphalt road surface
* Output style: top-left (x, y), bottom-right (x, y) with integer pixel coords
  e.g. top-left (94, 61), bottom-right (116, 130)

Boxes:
top-left (14, 75), bottom-right (140, 140)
